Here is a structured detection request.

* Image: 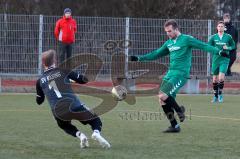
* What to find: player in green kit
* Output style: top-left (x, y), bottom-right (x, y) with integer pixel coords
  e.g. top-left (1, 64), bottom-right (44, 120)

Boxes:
top-left (208, 21), bottom-right (235, 103)
top-left (130, 19), bottom-right (229, 133)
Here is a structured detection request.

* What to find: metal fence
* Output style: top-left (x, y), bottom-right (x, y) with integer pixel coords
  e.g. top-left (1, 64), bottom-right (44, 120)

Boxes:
top-left (0, 14), bottom-right (239, 79)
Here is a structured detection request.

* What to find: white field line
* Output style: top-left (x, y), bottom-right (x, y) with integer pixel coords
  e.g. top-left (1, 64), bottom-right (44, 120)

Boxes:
top-left (0, 109), bottom-right (240, 122)
top-left (1, 93), bottom-right (240, 96)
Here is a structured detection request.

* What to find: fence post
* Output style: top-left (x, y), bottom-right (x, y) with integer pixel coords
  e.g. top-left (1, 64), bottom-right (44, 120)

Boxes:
top-left (124, 17), bottom-right (134, 90)
top-left (4, 13), bottom-right (7, 43)
top-left (207, 20), bottom-right (212, 93)
top-left (124, 17), bottom-right (130, 77)
top-left (38, 15), bottom-right (43, 75)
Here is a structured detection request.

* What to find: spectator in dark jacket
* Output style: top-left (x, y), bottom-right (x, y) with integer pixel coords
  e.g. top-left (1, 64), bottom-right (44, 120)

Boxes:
top-left (54, 8), bottom-right (77, 64)
top-left (223, 13), bottom-right (238, 76)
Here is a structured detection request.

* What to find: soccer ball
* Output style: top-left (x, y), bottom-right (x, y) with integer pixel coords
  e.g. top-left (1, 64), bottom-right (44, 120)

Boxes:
top-left (111, 85), bottom-right (127, 101)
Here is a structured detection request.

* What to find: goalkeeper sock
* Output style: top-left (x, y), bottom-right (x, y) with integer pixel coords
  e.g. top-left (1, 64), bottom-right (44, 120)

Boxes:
top-left (218, 81), bottom-right (224, 95)
top-left (165, 96), bottom-right (182, 114)
top-left (162, 104), bottom-right (178, 128)
top-left (213, 82), bottom-right (219, 97)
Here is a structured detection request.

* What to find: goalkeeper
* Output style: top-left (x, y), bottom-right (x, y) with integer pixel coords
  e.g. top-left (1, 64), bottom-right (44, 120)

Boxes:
top-left (130, 19), bottom-right (229, 133)
top-left (208, 21), bottom-right (235, 103)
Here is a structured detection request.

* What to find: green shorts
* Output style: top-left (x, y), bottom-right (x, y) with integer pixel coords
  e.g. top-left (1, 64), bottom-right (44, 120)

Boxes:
top-left (160, 76), bottom-right (187, 98)
top-left (212, 63), bottom-right (229, 75)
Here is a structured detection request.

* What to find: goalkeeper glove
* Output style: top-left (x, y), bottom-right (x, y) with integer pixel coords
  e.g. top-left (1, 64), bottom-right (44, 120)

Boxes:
top-left (129, 55), bottom-right (139, 61)
top-left (219, 50), bottom-right (230, 58)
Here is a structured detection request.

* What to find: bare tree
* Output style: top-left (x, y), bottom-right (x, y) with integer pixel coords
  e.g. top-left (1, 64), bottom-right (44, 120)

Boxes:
top-left (215, 0), bottom-right (240, 20)
top-left (0, 0), bottom-right (219, 19)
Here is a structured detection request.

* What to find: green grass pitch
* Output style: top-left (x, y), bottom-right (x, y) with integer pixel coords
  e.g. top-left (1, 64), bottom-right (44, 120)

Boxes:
top-left (0, 94), bottom-right (240, 159)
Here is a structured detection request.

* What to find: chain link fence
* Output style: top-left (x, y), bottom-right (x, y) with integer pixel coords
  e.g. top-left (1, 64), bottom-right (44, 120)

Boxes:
top-left (0, 14), bottom-right (239, 80)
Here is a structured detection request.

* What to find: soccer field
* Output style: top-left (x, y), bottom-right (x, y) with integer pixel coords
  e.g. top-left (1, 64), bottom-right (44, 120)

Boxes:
top-left (0, 94), bottom-right (240, 159)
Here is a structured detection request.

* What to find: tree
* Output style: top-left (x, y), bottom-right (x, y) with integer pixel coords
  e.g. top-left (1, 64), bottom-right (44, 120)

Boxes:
top-left (0, 0), bottom-right (218, 19)
top-left (215, 0), bottom-right (240, 20)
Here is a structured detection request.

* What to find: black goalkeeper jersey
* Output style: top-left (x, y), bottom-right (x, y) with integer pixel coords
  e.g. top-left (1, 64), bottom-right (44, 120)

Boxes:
top-left (36, 67), bottom-right (88, 110)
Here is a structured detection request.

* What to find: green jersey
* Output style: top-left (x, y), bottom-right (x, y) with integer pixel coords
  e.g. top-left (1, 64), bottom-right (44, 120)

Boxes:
top-left (138, 34), bottom-right (220, 78)
top-left (208, 33), bottom-right (235, 64)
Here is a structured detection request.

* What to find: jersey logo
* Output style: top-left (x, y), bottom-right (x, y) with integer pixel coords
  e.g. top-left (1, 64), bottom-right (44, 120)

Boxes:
top-left (168, 46), bottom-right (181, 52)
top-left (170, 80), bottom-right (182, 95)
top-left (41, 72), bottom-right (61, 84)
top-left (41, 77), bottom-right (47, 84)
top-left (47, 71), bottom-right (61, 81)
top-left (216, 42), bottom-right (226, 45)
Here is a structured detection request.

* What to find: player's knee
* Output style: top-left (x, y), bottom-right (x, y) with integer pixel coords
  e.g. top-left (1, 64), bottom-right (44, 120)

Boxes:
top-left (158, 93), bottom-right (168, 105)
top-left (160, 100), bottom-right (166, 105)
top-left (57, 121), bottom-right (69, 130)
top-left (158, 94), bottom-right (163, 103)
top-left (213, 77), bottom-right (218, 83)
top-left (219, 79), bottom-right (224, 82)
top-left (219, 75), bottom-right (225, 82)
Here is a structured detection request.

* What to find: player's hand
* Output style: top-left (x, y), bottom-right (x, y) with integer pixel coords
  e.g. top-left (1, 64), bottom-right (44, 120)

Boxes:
top-left (219, 50), bottom-right (230, 58)
top-left (223, 45), bottom-right (228, 50)
top-left (129, 55), bottom-right (139, 61)
top-left (81, 75), bottom-right (89, 84)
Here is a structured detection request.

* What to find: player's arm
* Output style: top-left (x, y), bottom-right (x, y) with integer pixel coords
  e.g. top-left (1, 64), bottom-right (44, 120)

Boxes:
top-left (188, 36), bottom-right (220, 54)
top-left (188, 36), bottom-right (228, 57)
top-left (54, 20), bottom-right (60, 39)
top-left (208, 35), bottom-right (215, 46)
top-left (36, 79), bottom-right (45, 105)
top-left (130, 42), bottom-right (169, 61)
top-left (224, 35), bottom-right (235, 51)
top-left (68, 71), bottom-right (88, 84)
top-left (73, 19), bottom-right (77, 33)
top-left (235, 28), bottom-right (238, 44)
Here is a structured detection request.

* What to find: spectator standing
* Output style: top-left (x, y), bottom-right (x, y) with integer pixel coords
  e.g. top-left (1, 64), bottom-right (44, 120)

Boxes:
top-left (54, 8), bottom-right (77, 63)
top-left (223, 13), bottom-right (238, 76)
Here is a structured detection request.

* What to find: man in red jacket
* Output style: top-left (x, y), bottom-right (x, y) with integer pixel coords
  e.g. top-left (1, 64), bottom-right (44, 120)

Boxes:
top-left (54, 8), bottom-right (77, 64)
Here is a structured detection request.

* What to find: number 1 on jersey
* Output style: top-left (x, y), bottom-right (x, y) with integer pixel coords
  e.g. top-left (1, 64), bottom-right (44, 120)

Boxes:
top-left (48, 81), bottom-right (62, 98)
